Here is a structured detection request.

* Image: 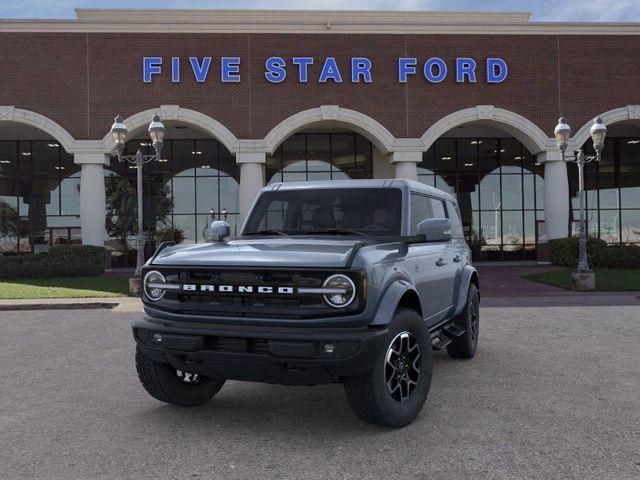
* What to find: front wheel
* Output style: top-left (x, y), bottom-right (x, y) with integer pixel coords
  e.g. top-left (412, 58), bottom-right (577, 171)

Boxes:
top-left (135, 346), bottom-right (225, 406)
top-left (343, 308), bottom-right (433, 428)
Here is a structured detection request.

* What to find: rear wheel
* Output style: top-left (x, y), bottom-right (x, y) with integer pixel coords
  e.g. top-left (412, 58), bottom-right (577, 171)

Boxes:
top-left (135, 346), bottom-right (225, 406)
top-left (447, 283), bottom-right (480, 359)
top-left (344, 308), bottom-right (433, 428)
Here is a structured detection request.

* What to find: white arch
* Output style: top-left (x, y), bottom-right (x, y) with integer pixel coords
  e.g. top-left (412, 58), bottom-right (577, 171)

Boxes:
top-left (420, 105), bottom-right (553, 154)
top-left (100, 105), bottom-right (240, 154)
top-left (572, 105), bottom-right (640, 148)
top-left (0, 106), bottom-right (76, 153)
top-left (263, 106), bottom-right (396, 155)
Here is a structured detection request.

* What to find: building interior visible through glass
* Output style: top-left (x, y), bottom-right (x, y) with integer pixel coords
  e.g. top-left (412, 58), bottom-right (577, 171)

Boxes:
top-left (1, 124), bottom-right (639, 264)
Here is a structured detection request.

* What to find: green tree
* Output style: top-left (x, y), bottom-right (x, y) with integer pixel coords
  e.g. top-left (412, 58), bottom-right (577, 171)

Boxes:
top-left (105, 175), bottom-right (173, 253)
top-left (0, 200), bottom-right (21, 246)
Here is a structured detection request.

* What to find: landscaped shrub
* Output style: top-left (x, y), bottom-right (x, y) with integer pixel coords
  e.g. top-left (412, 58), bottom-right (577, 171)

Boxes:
top-left (550, 237), bottom-right (640, 268)
top-left (593, 245), bottom-right (640, 269)
top-left (549, 237), bottom-right (607, 267)
top-left (0, 245), bottom-right (106, 279)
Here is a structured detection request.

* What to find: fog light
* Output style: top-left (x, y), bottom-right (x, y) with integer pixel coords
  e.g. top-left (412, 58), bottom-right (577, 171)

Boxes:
top-left (152, 333), bottom-right (164, 344)
top-left (323, 343), bottom-right (337, 355)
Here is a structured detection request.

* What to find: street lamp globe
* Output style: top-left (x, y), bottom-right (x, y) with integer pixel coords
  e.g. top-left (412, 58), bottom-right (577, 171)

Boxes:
top-left (148, 113), bottom-right (166, 156)
top-left (110, 115), bottom-right (128, 153)
top-left (590, 116), bottom-right (607, 154)
top-left (554, 117), bottom-right (571, 154)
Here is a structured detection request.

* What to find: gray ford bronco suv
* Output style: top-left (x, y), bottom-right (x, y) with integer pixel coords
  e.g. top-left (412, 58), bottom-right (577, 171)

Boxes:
top-left (134, 179), bottom-right (479, 427)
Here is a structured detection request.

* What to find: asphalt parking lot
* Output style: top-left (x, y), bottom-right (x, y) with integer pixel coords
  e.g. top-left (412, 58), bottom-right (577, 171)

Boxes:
top-left (1, 305), bottom-right (639, 480)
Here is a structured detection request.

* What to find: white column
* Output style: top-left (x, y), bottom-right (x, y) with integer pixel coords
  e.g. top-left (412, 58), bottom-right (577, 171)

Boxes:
top-left (539, 151), bottom-right (569, 239)
top-left (75, 152), bottom-right (109, 246)
top-left (391, 151), bottom-right (422, 181)
top-left (237, 151), bottom-right (266, 227)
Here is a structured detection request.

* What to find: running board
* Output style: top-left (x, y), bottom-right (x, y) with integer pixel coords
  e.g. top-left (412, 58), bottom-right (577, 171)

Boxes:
top-left (431, 332), bottom-right (452, 351)
top-left (443, 323), bottom-right (465, 337)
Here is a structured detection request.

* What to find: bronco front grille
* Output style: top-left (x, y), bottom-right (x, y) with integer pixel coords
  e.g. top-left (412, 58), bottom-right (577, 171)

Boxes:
top-left (145, 267), bottom-right (365, 319)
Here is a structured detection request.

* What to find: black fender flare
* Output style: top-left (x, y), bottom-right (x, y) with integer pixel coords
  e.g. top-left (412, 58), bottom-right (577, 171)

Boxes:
top-left (370, 279), bottom-right (419, 326)
top-left (454, 265), bottom-right (480, 315)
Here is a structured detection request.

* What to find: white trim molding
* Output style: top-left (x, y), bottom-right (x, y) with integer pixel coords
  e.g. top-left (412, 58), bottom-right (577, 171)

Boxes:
top-left (3, 10), bottom-right (640, 35)
top-left (421, 105), bottom-right (553, 154)
top-left (100, 105), bottom-right (240, 155)
top-left (263, 106), bottom-right (397, 155)
top-left (571, 105), bottom-right (640, 149)
top-left (0, 106), bottom-right (76, 153)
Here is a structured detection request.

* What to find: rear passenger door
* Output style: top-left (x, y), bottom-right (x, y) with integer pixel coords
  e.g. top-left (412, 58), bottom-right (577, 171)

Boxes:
top-left (428, 197), bottom-right (458, 318)
top-left (406, 193), bottom-right (448, 324)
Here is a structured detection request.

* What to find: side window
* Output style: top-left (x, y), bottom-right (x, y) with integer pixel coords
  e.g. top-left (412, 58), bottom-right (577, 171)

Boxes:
top-left (446, 200), bottom-right (464, 238)
top-left (430, 198), bottom-right (447, 219)
top-left (410, 193), bottom-right (431, 234)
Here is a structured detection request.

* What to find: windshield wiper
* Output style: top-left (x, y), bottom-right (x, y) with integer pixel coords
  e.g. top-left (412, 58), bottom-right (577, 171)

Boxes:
top-left (244, 230), bottom-right (289, 236)
top-left (303, 228), bottom-right (371, 238)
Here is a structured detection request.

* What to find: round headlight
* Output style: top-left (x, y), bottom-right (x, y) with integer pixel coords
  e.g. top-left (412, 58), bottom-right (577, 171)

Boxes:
top-left (322, 274), bottom-right (356, 309)
top-left (143, 270), bottom-right (166, 301)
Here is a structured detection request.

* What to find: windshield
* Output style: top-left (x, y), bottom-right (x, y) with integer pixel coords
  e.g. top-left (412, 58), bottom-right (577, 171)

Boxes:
top-left (243, 188), bottom-right (402, 237)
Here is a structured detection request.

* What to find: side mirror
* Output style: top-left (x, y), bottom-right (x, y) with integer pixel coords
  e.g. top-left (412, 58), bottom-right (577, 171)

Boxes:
top-left (417, 218), bottom-right (451, 242)
top-left (210, 220), bottom-right (231, 242)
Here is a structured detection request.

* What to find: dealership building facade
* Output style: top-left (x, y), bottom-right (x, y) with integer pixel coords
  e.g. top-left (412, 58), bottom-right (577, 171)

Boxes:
top-left (1, 9), bottom-right (640, 262)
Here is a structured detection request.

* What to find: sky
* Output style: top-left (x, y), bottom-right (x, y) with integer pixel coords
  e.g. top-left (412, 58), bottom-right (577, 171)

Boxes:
top-left (1, 0), bottom-right (640, 22)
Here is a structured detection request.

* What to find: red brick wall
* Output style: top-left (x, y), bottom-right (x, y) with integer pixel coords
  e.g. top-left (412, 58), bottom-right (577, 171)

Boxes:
top-left (1, 32), bottom-right (639, 142)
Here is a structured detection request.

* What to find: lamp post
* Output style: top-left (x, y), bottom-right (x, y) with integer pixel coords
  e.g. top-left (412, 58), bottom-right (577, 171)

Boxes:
top-left (110, 114), bottom-right (165, 276)
top-left (553, 116), bottom-right (607, 278)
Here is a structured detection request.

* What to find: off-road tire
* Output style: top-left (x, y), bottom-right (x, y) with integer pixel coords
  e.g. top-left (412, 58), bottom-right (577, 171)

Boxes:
top-left (135, 346), bottom-right (225, 406)
top-left (343, 308), bottom-right (433, 428)
top-left (447, 283), bottom-right (480, 359)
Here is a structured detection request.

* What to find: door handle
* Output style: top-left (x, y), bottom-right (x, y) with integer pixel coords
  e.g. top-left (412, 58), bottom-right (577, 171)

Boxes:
top-left (453, 255), bottom-right (462, 263)
top-left (435, 257), bottom-right (447, 267)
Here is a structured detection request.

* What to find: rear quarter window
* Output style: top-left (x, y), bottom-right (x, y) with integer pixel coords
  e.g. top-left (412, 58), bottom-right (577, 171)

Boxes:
top-left (410, 193), bottom-right (431, 234)
top-left (446, 199), bottom-right (464, 238)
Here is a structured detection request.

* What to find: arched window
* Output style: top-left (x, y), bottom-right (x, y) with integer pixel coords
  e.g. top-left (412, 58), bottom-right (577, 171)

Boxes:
top-left (418, 137), bottom-right (544, 260)
top-left (0, 140), bottom-right (79, 253)
top-left (109, 138), bottom-right (239, 247)
top-left (267, 133), bottom-right (373, 183)
top-left (569, 135), bottom-right (640, 244)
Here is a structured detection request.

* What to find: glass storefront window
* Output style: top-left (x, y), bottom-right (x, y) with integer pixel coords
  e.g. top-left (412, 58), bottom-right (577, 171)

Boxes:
top-left (104, 138), bottom-right (240, 266)
top-left (418, 136), bottom-right (545, 260)
top-left (569, 136), bottom-right (640, 244)
top-left (0, 140), bottom-right (81, 253)
top-left (266, 132), bottom-right (373, 183)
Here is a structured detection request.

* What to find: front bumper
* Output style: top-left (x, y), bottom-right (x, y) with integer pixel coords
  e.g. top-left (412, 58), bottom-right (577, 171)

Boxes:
top-left (133, 317), bottom-right (389, 385)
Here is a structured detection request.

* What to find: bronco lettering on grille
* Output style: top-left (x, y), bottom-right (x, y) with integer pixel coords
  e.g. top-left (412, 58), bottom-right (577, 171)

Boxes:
top-left (181, 284), bottom-right (295, 294)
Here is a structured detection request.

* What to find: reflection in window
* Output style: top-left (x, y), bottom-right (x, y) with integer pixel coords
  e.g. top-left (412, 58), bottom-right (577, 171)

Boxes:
top-left (109, 138), bottom-right (239, 251)
top-left (266, 133), bottom-right (373, 183)
top-left (569, 137), bottom-right (640, 244)
top-left (419, 137), bottom-right (544, 260)
top-left (0, 140), bottom-right (80, 253)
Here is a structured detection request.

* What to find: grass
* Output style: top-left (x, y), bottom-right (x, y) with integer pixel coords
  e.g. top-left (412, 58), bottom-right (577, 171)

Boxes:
top-left (526, 268), bottom-right (640, 291)
top-left (0, 276), bottom-right (130, 299)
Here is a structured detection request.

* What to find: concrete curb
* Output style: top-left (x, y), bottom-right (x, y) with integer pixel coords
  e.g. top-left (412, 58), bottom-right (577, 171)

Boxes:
top-left (0, 302), bottom-right (120, 311)
top-left (0, 296), bottom-right (142, 312)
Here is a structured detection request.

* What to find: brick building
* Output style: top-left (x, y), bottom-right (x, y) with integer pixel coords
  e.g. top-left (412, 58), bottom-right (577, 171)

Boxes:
top-left (1, 9), bottom-right (639, 263)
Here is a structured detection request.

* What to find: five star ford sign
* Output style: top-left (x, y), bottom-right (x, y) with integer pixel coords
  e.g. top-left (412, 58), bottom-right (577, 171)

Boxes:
top-left (142, 56), bottom-right (508, 84)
